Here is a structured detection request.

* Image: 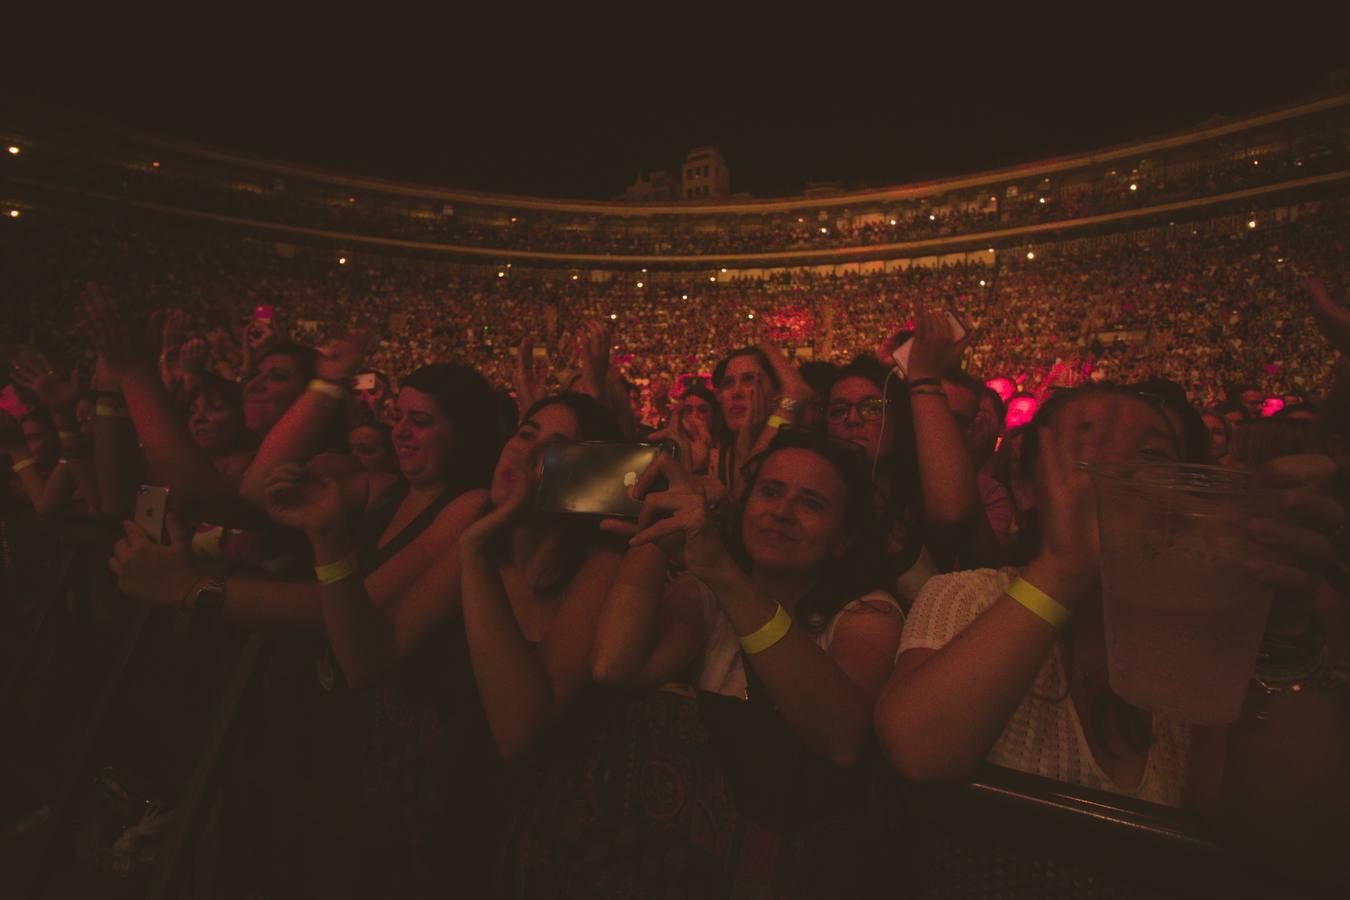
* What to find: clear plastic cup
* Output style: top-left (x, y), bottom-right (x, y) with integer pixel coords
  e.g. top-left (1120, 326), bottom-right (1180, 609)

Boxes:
top-left (1089, 462), bottom-right (1277, 725)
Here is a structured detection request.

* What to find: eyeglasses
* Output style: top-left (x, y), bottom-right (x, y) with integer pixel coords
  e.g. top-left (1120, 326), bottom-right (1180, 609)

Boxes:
top-left (825, 398), bottom-right (886, 422)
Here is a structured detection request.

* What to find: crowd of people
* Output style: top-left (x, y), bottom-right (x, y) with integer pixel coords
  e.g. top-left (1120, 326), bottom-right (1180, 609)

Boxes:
top-left (15, 113), bottom-right (1343, 260)
top-left (5, 201), bottom-right (1345, 426)
top-left (2, 191), bottom-right (1349, 896)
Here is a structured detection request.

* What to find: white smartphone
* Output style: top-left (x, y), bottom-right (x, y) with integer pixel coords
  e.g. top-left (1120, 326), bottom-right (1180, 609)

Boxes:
top-left (891, 310), bottom-right (967, 377)
top-left (135, 484), bottom-right (172, 545)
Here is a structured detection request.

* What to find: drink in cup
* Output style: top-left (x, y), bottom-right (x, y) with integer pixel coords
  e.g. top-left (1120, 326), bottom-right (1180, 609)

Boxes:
top-left (1089, 462), bottom-right (1276, 725)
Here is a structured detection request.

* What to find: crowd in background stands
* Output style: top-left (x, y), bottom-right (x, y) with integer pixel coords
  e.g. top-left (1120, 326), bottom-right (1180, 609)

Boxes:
top-left (5, 201), bottom-right (1345, 427)
top-left (22, 123), bottom-right (1343, 257)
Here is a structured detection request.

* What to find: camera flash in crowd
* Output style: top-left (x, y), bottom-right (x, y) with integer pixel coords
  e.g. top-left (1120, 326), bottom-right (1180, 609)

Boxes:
top-left (1248, 219), bottom-right (1257, 229)
top-left (6, 146), bottom-right (19, 155)
top-left (1129, 183), bottom-right (1138, 191)
top-left (338, 257), bottom-right (347, 265)
top-left (8, 209), bottom-right (20, 218)
top-left (1026, 251), bottom-right (1035, 260)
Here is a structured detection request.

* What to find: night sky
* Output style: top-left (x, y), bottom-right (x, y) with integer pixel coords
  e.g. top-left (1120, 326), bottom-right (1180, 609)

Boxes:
top-left (5, 17), bottom-right (1347, 200)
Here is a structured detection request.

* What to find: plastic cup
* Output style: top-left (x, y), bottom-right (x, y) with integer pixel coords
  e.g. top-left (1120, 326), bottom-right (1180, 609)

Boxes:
top-left (1089, 462), bottom-right (1277, 725)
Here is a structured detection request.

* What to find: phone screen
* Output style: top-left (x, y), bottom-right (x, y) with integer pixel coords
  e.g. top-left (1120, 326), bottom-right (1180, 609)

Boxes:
top-left (535, 442), bottom-right (674, 520)
top-left (352, 373), bottom-right (377, 391)
top-left (135, 484), bottom-right (171, 545)
top-left (253, 305), bottom-right (275, 324)
top-left (891, 310), bottom-right (967, 377)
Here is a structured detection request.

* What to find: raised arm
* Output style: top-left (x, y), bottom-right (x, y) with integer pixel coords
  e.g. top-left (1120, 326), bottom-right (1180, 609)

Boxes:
top-left (458, 477), bottom-right (621, 759)
top-left (83, 285), bottom-right (238, 505)
top-left (237, 332), bottom-right (369, 506)
top-left (876, 415), bottom-right (1097, 780)
top-left (263, 463), bottom-right (489, 686)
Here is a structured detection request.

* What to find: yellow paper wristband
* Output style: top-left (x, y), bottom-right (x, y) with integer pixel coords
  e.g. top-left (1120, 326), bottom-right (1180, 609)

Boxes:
top-left (765, 414), bottom-right (793, 431)
top-left (11, 457), bottom-right (36, 474)
top-left (96, 402), bottom-right (130, 418)
top-left (315, 555), bottom-right (358, 586)
top-left (59, 430), bottom-right (79, 441)
top-left (739, 604), bottom-right (793, 655)
top-left (307, 379), bottom-right (346, 400)
top-left (1007, 577), bottom-right (1071, 629)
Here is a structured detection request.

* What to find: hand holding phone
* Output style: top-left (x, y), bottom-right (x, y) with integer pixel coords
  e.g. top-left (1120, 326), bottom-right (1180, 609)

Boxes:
top-left (892, 308), bottom-right (968, 378)
top-left (134, 484), bottom-right (172, 545)
top-left (535, 441), bottom-right (679, 520)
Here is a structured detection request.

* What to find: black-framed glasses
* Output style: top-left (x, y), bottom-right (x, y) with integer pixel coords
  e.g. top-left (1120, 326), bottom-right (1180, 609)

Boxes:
top-left (825, 398), bottom-right (887, 422)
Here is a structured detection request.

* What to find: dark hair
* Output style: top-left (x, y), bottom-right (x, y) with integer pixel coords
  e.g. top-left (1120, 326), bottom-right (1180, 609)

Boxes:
top-left (678, 382), bottom-right (719, 411)
top-left (727, 430), bottom-right (884, 634)
top-left (712, 347), bottom-right (781, 395)
top-left (401, 363), bottom-right (505, 491)
top-left (1228, 417), bottom-right (1323, 468)
top-left (1010, 381), bottom-right (1210, 566)
top-left (188, 372), bottom-right (244, 412)
top-left (828, 354), bottom-right (924, 585)
top-left (504, 392), bottom-right (625, 592)
top-left (520, 392), bottom-right (624, 443)
top-left (258, 342), bottom-right (319, 382)
top-left (980, 385), bottom-right (1007, 430)
top-left (20, 408), bottom-right (56, 432)
top-left (797, 361), bottom-right (840, 397)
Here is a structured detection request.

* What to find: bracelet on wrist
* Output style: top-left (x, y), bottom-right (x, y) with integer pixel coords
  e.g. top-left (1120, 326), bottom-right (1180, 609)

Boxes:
top-left (96, 401), bottom-right (131, 418)
top-left (765, 414), bottom-right (794, 431)
top-left (315, 554), bottom-right (359, 585)
top-left (906, 376), bottom-right (942, 389)
top-left (909, 386), bottom-right (947, 397)
top-left (11, 457), bottom-right (36, 474)
top-left (1006, 577), bottom-right (1071, 628)
top-left (307, 378), bottom-right (346, 400)
top-left (739, 604), bottom-right (792, 655)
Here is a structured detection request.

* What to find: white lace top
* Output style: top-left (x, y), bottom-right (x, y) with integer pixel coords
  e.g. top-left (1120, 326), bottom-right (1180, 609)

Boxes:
top-left (898, 567), bottom-right (1191, 807)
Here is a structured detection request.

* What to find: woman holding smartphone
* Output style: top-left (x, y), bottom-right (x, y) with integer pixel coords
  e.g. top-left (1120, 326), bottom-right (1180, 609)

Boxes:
top-left (498, 427), bottom-right (903, 899)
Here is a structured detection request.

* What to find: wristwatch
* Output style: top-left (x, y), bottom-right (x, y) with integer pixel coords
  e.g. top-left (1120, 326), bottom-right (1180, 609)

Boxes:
top-left (188, 575), bottom-right (226, 614)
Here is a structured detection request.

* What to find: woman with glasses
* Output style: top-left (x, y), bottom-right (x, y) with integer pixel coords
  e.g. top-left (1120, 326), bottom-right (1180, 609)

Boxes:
top-left (499, 428), bottom-right (903, 898)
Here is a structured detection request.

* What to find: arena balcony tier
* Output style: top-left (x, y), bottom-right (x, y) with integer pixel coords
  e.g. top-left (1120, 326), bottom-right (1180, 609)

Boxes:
top-left (3, 91), bottom-right (1348, 269)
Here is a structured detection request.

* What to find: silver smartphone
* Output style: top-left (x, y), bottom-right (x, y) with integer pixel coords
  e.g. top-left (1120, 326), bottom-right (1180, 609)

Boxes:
top-left (134, 484), bottom-right (171, 544)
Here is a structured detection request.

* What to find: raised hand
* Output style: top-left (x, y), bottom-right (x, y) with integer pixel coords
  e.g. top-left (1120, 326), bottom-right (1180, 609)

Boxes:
top-left (11, 348), bottom-right (78, 412)
top-left (906, 307), bottom-right (970, 381)
top-left (81, 283), bottom-right (156, 379)
top-left (514, 335), bottom-right (545, 414)
top-left (603, 451), bottom-right (736, 578)
top-left (756, 340), bottom-right (815, 405)
top-left (460, 466), bottom-right (528, 550)
top-left (261, 463), bottom-right (345, 539)
top-left (578, 320), bottom-right (612, 398)
top-left (315, 331), bottom-right (373, 383)
top-left (109, 515), bottom-right (202, 608)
